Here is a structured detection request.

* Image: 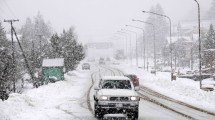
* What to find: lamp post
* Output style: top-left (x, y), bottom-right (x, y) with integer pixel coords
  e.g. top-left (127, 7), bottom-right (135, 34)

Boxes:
top-left (122, 29), bottom-right (138, 67)
top-left (125, 25), bottom-right (146, 70)
top-left (194, 0), bottom-right (202, 89)
top-left (132, 19), bottom-right (156, 74)
top-left (142, 10), bottom-right (173, 80)
top-left (117, 31), bottom-right (132, 65)
top-left (116, 32), bottom-right (129, 63)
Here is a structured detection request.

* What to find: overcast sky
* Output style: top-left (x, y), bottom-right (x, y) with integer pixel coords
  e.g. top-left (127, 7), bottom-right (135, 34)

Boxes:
top-left (0, 0), bottom-right (212, 43)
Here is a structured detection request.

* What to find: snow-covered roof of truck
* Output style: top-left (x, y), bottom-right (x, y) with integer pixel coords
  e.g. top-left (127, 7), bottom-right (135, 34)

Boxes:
top-left (42, 58), bottom-right (64, 67)
top-left (102, 76), bottom-right (130, 80)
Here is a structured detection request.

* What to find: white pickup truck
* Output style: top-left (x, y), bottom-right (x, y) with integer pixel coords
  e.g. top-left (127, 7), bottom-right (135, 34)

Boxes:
top-left (94, 76), bottom-right (140, 120)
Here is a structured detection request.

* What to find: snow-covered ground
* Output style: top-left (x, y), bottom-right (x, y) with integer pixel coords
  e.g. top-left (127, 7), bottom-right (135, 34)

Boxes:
top-left (0, 67), bottom-right (95, 120)
top-left (1, 59), bottom-right (215, 120)
top-left (113, 62), bottom-right (215, 113)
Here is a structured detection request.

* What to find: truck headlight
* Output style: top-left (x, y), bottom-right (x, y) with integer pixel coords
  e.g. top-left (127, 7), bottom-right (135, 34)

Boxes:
top-left (130, 96), bottom-right (139, 101)
top-left (99, 96), bottom-right (108, 101)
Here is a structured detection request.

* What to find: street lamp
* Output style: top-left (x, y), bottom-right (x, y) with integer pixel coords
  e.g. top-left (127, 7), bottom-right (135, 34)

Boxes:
top-left (125, 25), bottom-right (146, 70)
top-left (115, 32), bottom-right (129, 63)
top-left (117, 31), bottom-right (133, 65)
top-left (132, 19), bottom-right (156, 73)
top-left (193, 0), bottom-right (202, 89)
top-left (121, 29), bottom-right (138, 67)
top-left (142, 10), bottom-right (173, 80)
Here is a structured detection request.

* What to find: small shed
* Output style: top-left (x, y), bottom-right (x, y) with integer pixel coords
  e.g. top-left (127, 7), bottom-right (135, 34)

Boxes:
top-left (42, 58), bottom-right (65, 82)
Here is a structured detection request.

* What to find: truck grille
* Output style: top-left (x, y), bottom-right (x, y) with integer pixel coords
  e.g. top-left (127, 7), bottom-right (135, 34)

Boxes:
top-left (109, 97), bottom-right (129, 101)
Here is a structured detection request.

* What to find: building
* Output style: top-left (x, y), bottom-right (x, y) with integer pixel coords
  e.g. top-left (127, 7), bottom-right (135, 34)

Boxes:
top-left (42, 58), bottom-right (65, 83)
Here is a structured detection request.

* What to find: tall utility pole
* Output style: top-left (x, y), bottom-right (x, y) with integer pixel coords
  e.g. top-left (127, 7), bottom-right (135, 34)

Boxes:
top-left (12, 26), bottom-right (37, 88)
top-left (4, 19), bottom-right (19, 92)
top-left (194, 0), bottom-right (202, 89)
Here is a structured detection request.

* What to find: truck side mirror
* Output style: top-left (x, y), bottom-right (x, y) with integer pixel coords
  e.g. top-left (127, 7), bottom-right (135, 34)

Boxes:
top-left (94, 86), bottom-right (100, 90)
top-left (134, 86), bottom-right (140, 91)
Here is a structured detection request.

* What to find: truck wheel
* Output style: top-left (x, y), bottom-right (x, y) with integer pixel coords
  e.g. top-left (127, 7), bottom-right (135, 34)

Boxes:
top-left (94, 105), bottom-right (104, 119)
top-left (132, 111), bottom-right (138, 120)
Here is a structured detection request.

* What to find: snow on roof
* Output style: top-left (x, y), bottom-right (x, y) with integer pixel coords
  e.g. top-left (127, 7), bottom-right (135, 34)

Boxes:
top-left (42, 58), bottom-right (64, 67)
top-left (102, 76), bottom-right (130, 80)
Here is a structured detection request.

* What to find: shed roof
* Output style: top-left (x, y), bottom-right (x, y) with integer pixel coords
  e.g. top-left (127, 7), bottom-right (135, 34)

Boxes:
top-left (42, 58), bottom-right (64, 67)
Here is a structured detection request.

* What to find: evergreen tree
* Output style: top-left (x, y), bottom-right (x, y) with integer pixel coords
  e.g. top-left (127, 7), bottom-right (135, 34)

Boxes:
top-left (20, 12), bottom-right (53, 69)
top-left (145, 4), bottom-right (168, 60)
top-left (203, 24), bottom-right (215, 73)
top-left (60, 28), bottom-right (85, 71)
top-left (49, 27), bottom-right (85, 72)
top-left (50, 33), bottom-right (62, 58)
top-left (0, 22), bottom-right (13, 91)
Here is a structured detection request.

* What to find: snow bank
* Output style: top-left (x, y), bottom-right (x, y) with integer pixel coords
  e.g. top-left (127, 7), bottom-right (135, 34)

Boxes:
top-left (0, 67), bottom-right (94, 120)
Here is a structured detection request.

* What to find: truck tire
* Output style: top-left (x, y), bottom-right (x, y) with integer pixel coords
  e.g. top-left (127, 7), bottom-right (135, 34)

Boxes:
top-left (132, 111), bottom-right (138, 120)
top-left (94, 104), bottom-right (104, 119)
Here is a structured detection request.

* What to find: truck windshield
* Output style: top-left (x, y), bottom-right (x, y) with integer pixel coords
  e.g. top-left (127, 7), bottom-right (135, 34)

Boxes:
top-left (101, 80), bottom-right (131, 89)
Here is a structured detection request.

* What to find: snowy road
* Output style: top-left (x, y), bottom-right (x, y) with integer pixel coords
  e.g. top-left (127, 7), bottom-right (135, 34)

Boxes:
top-left (0, 64), bottom-right (213, 120)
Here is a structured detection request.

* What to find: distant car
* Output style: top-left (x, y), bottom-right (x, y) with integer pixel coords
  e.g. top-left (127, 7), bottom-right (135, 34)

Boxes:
top-left (99, 58), bottom-right (105, 64)
top-left (124, 74), bottom-right (139, 87)
top-left (150, 69), bottom-right (156, 74)
top-left (82, 63), bottom-right (90, 70)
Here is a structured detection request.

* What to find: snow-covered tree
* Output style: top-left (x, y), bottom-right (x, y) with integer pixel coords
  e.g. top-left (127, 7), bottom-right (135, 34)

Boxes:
top-left (145, 4), bottom-right (169, 67)
top-left (145, 4), bottom-right (169, 54)
top-left (20, 12), bottom-right (53, 69)
top-left (61, 28), bottom-right (85, 71)
top-left (0, 22), bottom-right (13, 91)
top-left (50, 33), bottom-right (62, 58)
top-left (202, 24), bottom-right (215, 73)
top-left (49, 27), bottom-right (85, 72)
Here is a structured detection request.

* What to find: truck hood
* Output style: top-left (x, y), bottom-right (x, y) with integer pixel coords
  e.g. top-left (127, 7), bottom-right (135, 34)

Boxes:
top-left (98, 89), bottom-right (138, 97)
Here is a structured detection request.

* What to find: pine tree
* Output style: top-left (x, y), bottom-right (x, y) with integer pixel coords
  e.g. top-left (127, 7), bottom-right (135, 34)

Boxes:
top-left (50, 33), bottom-right (62, 58)
top-left (20, 12), bottom-right (53, 69)
top-left (49, 27), bottom-right (85, 72)
top-left (0, 22), bottom-right (13, 91)
top-left (60, 27), bottom-right (85, 71)
top-left (203, 24), bottom-right (215, 74)
top-left (145, 4), bottom-right (169, 66)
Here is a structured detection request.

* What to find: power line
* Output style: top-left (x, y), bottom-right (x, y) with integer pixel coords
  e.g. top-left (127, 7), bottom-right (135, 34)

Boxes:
top-left (0, 2), bottom-right (12, 19)
top-left (1, 0), bottom-right (18, 19)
